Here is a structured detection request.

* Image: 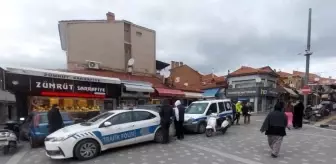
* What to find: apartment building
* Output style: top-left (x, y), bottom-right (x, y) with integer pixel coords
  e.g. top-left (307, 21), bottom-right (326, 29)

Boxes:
top-left (58, 12), bottom-right (156, 75)
top-left (277, 71), bottom-right (303, 90)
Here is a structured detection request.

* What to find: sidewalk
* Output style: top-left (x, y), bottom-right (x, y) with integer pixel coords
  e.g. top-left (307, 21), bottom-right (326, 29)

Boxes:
top-left (314, 113), bottom-right (336, 130)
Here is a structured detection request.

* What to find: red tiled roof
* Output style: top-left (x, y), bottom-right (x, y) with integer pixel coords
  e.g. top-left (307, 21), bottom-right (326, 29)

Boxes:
top-left (229, 66), bottom-right (278, 77)
top-left (202, 74), bottom-right (218, 81)
top-left (68, 70), bottom-right (168, 88)
top-left (277, 71), bottom-right (292, 78)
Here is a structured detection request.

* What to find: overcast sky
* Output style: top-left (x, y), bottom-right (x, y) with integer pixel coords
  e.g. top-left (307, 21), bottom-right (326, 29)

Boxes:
top-left (1, 0), bottom-right (336, 78)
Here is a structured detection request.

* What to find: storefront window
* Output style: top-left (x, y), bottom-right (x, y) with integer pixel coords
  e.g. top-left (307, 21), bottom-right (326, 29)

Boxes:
top-left (29, 96), bottom-right (102, 112)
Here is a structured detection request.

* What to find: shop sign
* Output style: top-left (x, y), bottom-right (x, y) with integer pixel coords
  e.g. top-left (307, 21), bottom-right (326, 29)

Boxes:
top-left (260, 87), bottom-right (278, 97)
top-left (32, 77), bottom-right (106, 94)
top-left (226, 88), bottom-right (259, 97)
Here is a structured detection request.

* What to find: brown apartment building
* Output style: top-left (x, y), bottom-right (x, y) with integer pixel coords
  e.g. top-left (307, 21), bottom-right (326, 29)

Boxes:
top-left (58, 12), bottom-right (156, 75)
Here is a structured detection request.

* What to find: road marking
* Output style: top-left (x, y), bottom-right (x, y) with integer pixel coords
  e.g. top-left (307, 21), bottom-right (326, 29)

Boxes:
top-left (5, 146), bottom-right (29, 164)
top-left (179, 141), bottom-right (264, 164)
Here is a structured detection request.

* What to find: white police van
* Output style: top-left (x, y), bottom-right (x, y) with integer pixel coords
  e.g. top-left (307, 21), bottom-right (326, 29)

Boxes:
top-left (44, 109), bottom-right (172, 160)
top-left (183, 99), bottom-right (233, 133)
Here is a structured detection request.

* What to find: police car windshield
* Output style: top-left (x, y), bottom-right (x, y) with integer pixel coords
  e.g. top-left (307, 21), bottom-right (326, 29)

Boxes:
top-left (185, 103), bottom-right (209, 114)
top-left (86, 112), bottom-right (114, 124)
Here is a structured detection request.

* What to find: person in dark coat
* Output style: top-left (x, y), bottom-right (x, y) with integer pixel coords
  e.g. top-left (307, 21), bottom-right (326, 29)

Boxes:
top-left (159, 99), bottom-right (174, 144)
top-left (242, 102), bottom-right (252, 124)
top-left (47, 104), bottom-right (64, 134)
top-left (293, 100), bottom-right (304, 129)
top-left (173, 100), bottom-right (185, 140)
top-left (260, 102), bottom-right (288, 158)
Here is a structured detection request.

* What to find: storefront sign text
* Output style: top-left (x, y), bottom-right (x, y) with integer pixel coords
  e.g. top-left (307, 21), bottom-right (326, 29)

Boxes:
top-left (43, 73), bottom-right (100, 83)
top-left (35, 81), bottom-right (106, 94)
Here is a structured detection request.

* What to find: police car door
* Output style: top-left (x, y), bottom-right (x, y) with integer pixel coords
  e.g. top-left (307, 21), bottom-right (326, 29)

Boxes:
top-left (132, 111), bottom-right (159, 143)
top-left (98, 111), bottom-right (137, 149)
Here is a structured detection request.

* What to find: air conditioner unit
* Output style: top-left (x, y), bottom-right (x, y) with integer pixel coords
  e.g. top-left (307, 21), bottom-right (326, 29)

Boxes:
top-left (87, 60), bottom-right (101, 69)
top-left (289, 84), bottom-right (295, 88)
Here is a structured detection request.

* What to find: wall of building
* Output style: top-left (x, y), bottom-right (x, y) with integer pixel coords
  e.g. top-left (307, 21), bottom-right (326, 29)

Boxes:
top-left (66, 22), bottom-right (125, 71)
top-left (228, 75), bottom-right (277, 88)
top-left (130, 24), bottom-right (156, 74)
top-left (169, 64), bottom-right (202, 89)
top-left (64, 20), bottom-right (156, 75)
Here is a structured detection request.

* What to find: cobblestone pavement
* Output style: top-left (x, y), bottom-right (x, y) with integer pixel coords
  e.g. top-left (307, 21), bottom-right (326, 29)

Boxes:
top-left (1, 115), bottom-right (336, 164)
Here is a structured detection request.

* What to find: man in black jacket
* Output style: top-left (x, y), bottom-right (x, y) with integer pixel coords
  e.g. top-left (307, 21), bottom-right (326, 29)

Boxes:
top-left (47, 104), bottom-right (64, 134)
top-left (159, 99), bottom-right (174, 144)
top-left (174, 100), bottom-right (185, 140)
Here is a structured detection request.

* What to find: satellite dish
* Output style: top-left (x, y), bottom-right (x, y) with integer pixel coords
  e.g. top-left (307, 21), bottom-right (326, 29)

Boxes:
top-left (163, 71), bottom-right (171, 78)
top-left (184, 83), bottom-right (188, 86)
top-left (256, 77), bottom-right (261, 83)
top-left (314, 77), bottom-right (320, 82)
top-left (128, 58), bottom-right (135, 66)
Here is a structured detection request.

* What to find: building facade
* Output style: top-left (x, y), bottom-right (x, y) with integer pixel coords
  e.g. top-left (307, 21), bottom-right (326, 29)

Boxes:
top-left (59, 12), bottom-right (156, 75)
top-left (226, 66), bottom-right (279, 112)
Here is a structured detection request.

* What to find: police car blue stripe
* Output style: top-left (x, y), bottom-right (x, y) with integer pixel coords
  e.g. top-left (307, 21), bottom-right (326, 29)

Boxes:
top-left (92, 124), bottom-right (159, 145)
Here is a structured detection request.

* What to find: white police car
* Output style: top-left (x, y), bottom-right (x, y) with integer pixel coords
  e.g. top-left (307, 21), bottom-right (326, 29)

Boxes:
top-left (44, 109), bottom-right (170, 160)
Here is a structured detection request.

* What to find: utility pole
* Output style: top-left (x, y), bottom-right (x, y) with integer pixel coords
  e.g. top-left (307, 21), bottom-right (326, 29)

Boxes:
top-left (304, 8), bottom-right (313, 109)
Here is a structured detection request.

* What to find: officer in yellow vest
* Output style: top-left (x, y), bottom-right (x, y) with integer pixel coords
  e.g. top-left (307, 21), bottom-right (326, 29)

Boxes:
top-left (235, 101), bottom-right (243, 125)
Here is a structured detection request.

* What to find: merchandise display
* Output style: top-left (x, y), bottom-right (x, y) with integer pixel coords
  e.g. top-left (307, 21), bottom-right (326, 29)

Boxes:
top-left (30, 96), bottom-right (102, 112)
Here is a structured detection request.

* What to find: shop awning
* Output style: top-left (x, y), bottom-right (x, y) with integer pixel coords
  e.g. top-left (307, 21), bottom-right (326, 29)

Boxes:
top-left (155, 88), bottom-right (184, 97)
top-left (2, 66), bottom-right (121, 84)
top-left (283, 87), bottom-right (299, 97)
top-left (0, 90), bottom-right (15, 102)
top-left (184, 92), bottom-right (203, 98)
top-left (202, 88), bottom-right (220, 98)
top-left (124, 84), bottom-right (154, 93)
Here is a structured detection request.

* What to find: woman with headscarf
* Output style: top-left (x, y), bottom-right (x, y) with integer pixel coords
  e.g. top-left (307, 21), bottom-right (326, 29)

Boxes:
top-left (293, 100), bottom-right (304, 129)
top-left (260, 102), bottom-right (288, 158)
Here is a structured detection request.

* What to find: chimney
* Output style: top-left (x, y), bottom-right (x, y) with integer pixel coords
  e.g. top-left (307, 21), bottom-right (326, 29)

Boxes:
top-left (106, 12), bottom-right (115, 22)
top-left (179, 62), bottom-right (183, 66)
top-left (329, 76), bottom-right (332, 79)
top-left (171, 61), bottom-right (174, 69)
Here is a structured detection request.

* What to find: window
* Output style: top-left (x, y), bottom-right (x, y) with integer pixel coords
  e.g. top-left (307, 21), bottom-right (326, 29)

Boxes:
top-left (109, 112), bottom-right (133, 125)
top-left (206, 103), bottom-right (218, 115)
top-left (136, 31), bottom-right (142, 36)
top-left (133, 111), bottom-right (156, 121)
top-left (185, 103), bottom-right (209, 114)
top-left (88, 112), bottom-right (114, 124)
top-left (224, 102), bottom-right (232, 111)
top-left (218, 102), bottom-right (225, 113)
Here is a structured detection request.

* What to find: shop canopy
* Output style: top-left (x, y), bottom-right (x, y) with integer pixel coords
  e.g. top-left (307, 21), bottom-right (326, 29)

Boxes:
top-left (0, 89), bottom-right (15, 102)
top-left (155, 88), bottom-right (184, 97)
top-left (122, 80), bottom-right (154, 93)
top-left (283, 87), bottom-right (299, 98)
top-left (202, 88), bottom-right (220, 98)
top-left (184, 91), bottom-right (203, 98)
top-left (2, 66), bottom-right (121, 84)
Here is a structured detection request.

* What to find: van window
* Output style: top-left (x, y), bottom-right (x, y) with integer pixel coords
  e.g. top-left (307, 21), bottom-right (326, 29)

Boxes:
top-left (218, 102), bottom-right (225, 113)
top-left (185, 103), bottom-right (209, 114)
top-left (224, 102), bottom-right (232, 111)
top-left (206, 103), bottom-right (218, 115)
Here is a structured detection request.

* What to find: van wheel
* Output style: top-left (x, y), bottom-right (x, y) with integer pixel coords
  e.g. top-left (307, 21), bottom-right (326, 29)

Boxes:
top-left (74, 139), bottom-right (100, 160)
top-left (227, 117), bottom-right (232, 127)
top-left (29, 136), bottom-right (38, 148)
top-left (198, 123), bottom-right (206, 134)
top-left (154, 129), bottom-right (164, 143)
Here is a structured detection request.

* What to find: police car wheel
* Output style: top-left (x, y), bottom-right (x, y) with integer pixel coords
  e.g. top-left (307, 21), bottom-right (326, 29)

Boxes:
top-left (154, 129), bottom-right (164, 143)
top-left (198, 123), bottom-right (206, 134)
top-left (227, 117), bottom-right (232, 127)
top-left (74, 139), bottom-right (100, 160)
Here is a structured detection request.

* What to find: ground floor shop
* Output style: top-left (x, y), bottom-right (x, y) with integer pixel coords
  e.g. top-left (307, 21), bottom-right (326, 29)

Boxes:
top-left (202, 87), bottom-right (226, 100)
top-left (226, 87), bottom-right (279, 112)
top-left (151, 87), bottom-right (185, 105)
top-left (181, 91), bottom-right (203, 106)
top-left (1, 66), bottom-right (121, 120)
top-left (119, 80), bottom-right (154, 108)
top-left (0, 90), bottom-right (16, 123)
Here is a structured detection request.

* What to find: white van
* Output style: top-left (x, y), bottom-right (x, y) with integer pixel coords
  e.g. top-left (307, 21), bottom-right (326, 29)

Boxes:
top-left (183, 99), bottom-right (233, 133)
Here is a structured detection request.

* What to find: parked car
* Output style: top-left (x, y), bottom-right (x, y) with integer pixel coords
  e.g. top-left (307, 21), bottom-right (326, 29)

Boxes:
top-left (44, 109), bottom-right (174, 160)
top-left (136, 104), bottom-right (175, 137)
top-left (184, 99), bottom-right (233, 134)
top-left (20, 112), bottom-right (74, 148)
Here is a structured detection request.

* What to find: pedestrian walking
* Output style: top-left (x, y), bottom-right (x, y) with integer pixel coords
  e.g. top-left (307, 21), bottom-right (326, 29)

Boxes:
top-left (243, 102), bottom-right (252, 124)
top-left (173, 100), bottom-right (185, 140)
top-left (293, 100), bottom-right (304, 129)
top-left (284, 101), bottom-right (294, 129)
top-left (235, 101), bottom-right (243, 125)
top-left (231, 102), bottom-right (237, 125)
top-left (260, 102), bottom-right (288, 158)
top-left (47, 104), bottom-right (64, 134)
top-left (159, 99), bottom-right (174, 144)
